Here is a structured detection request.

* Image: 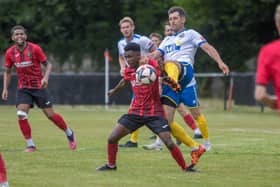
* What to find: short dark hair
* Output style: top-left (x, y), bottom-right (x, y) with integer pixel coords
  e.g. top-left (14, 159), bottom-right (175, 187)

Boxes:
top-left (10, 25), bottom-right (26, 35)
top-left (168, 6), bottom-right (186, 17)
top-left (149, 32), bottom-right (162, 40)
top-left (124, 42), bottom-right (140, 52)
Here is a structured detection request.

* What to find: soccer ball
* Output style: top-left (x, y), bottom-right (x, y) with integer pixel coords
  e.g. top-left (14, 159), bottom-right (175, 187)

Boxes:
top-left (136, 64), bottom-right (157, 85)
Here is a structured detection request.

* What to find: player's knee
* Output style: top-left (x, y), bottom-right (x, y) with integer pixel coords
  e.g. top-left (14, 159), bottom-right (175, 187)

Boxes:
top-left (108, 134), bottom-right (118, 144)
top-left (165, 141), bottom-right (175, 150)
top-left (17, 110), bottom-right (28, 120)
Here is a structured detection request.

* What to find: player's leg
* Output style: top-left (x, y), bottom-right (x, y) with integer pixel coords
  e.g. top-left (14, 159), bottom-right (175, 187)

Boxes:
top-left (42, 107), bottom-right (77, 150)
top-left (158, 131), bottom-right (188, 171)
top-left (16, 89), bottom-right (36, 152)
top-left (146, 117), bottom-right (193, 172)
top-left (162, 98), bottom-right (205, 167)
top-left (96, 123), bottom-right (130, 171)
top-left (161, 98), bottom-right (198, 148)
top-left (162, 61), bottom-right (181, 91)
top-left (35, 89), bottom-right (77, 150)
top-left (97, 114), bottom-right (143, 171)
top-left (181, 84), bottom-right (210, 148)
top-left (189, 108), bottom-right (211, 151)
top-left (0, 154), bottom-right (9, 187)
top-left (177, 103), bottom-right (202, 138)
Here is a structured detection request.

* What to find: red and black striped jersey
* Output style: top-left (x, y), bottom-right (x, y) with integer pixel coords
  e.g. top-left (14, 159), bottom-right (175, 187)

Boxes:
top-left (124, 59), bottom-right (165, 118)
top-left (5, 42), bottom-right (47, 89)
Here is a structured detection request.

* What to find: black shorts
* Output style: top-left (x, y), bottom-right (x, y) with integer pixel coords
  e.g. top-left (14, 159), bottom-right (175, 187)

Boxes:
top-left (118, 114), bottom-right (170, 134)
top-left (16, 88), bottom-right (53, 108)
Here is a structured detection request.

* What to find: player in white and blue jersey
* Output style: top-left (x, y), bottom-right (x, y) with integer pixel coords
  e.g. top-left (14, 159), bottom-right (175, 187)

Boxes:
top-left (117, 16), bottom-right (155, 76)
top-left (117, 16), bottom-right (156, 148)
top-left (152, 6), bottom-right (230, 151)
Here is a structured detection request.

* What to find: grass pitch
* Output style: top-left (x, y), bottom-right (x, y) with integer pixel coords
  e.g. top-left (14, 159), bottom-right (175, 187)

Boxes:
top-left (0, 101), bottom-right (280, 187)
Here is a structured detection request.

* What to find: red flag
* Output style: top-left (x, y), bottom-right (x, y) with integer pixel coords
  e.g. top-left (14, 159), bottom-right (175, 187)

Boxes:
top-left (104, 49), bottom-right (112, 62)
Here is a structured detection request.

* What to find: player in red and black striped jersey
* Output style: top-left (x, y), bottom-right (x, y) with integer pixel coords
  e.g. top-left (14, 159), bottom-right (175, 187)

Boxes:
top-left (1, 25), bottom-right (77, 152)
top-left (96, 42), bottom-right (194, 172)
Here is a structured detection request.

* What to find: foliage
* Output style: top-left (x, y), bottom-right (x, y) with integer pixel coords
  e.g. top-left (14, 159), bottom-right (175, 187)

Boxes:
top-left (0, 0), bottom-right (279, 72)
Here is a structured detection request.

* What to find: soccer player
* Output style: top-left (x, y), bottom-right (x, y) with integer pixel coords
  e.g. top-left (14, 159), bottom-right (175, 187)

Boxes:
top-left (0, 154), bottom-right (8, 187)
top-left (144, 29), bottom-right (202, 151)
top-left (117, 16), bottom-right (156, 148)
top-left (151, 6), bottom-right (230, 151)
top-left (255, 4), bottom-right (280, 114)
top-left (96, 42), bottom-right (195, 172)
top-left (1, 25), bottom-right (77, 152)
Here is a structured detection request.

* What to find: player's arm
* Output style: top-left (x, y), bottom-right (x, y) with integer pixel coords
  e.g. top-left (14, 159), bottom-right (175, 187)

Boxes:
top-left (200, 43), bottom-right (230, 75)
top-left (118, 56), bottom-right (127, 76)
top-left (41, 61), bottom-right (52, 89)
top-left (2, 67), bottom-right (12, 100)
top-left (255, 84), bottom-right (278, 109)
top-left (108, 78), bottom-right (129, 97)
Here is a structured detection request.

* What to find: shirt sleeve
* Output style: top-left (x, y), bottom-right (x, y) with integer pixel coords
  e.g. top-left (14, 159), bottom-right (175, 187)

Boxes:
top-left (124, 67), bottom-right (134, 81)
top-left (34, 45), bottom-right (47, 63)
top-left (139, 36), bottom-right (154, 52)
top-left (5, 49), bottom-right (13, 68)
top-left (158, 37), bottom-right (168, 56)
top-left (256, 47), bottom-right (270, 85)
top-left (190, 29), bottom-right (207, 47)
top-left (118, 40), bottom-right (125, 57)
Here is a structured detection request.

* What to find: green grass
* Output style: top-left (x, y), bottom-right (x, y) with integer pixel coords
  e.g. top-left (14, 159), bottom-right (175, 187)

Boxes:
top-left (0, 101), bottom-right (280, 187)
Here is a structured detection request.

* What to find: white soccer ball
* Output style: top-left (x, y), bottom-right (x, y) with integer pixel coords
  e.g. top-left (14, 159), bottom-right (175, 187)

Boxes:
top-left (136, 64), bottom-right (157, 85)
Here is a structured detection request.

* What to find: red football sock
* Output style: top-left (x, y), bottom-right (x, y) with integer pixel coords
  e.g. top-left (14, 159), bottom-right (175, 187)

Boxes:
top-left (0, 154), bottom-right (7, 183)
top-left (169, 145), bottom-right (186, 170)
top-left (184, 114), bottom-right (197, 130)
top-left (107, 143), bottom-right (118, 166)
top-left (18, 119), bottom-right (31, 139)
top-left (50, 113), bottom-right (67, 131)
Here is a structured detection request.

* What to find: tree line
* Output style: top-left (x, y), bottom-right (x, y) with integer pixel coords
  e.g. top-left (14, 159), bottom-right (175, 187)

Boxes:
top-left (0, 0), bottom-right (279, 72)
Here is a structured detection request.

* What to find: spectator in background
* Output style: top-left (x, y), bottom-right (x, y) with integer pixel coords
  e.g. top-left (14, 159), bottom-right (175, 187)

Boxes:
top-left (255, 4), bottom-right (280, 114)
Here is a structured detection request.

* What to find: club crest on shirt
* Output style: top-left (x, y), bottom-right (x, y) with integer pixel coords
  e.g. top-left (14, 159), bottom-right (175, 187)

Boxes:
top-left (26, 51), bottom-right (31, 58)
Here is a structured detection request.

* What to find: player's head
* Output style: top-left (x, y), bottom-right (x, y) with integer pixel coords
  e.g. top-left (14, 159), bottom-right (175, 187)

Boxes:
top-left (168, 6), bottom-right (186, 33)
top-left (124, 42), bottom-right (141, 68)
top-left (119, 16), bottom-right (135, 39)
top-left (149, 33), bottom-right (162, 47)
top-left (275, 4), bottom-right (280, 35)
top-left (164, 22), bottom-right (175, 36)
top-left (10, 25), bottom-right (27, 46)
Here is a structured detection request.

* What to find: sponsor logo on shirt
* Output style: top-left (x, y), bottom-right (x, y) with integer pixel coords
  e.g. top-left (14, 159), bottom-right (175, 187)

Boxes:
top-left (14, 61), bottom-right (33, 68)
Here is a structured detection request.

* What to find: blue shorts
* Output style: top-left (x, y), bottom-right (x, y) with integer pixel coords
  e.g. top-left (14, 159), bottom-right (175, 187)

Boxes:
top-left (161, 84), bottom-right (199, 108)
top-left (178, 62), bottom-right (194, 88)
top-left (161, 61), bottom-right (198, 107)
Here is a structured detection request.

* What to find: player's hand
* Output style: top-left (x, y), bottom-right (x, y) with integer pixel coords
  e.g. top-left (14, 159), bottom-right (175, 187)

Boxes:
top-left (107, 89), bottom-right (116, 97)
top-left (219, 63), bottom-right (230, 75)
top-left (1, 89), bottom-right (8, 100)
top-left (41, 78), bottom-right (48, 89)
